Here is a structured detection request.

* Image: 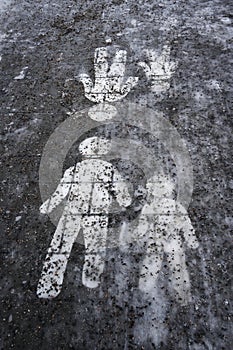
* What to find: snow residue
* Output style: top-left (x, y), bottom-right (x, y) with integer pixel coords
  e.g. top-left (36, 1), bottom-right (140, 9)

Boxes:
top-left (0, 0), bottom-right (12, 13)
top-left (14, 66), bottom-right (28, 80)
top-left (206, 79), bottom-right (222, 92)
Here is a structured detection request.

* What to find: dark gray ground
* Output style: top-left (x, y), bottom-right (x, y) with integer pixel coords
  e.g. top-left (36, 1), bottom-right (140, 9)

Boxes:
top-left (0, 0), bottom-right (232, 349)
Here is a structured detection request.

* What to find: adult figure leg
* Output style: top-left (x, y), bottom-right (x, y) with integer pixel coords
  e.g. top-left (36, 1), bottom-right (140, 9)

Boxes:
top-left (82, 215), bottom-right (108, 288)
top-left (37, 212), bottom-right (81, 298)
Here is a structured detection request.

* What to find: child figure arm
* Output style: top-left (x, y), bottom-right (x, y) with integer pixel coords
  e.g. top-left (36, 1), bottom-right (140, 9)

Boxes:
top-left (111, 169), bottom-right (132, 207)
top-left (176, 202), bottom-right (199, 249)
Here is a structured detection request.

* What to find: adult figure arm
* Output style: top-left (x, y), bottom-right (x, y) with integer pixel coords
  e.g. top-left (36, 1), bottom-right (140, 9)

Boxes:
top-left (40, 166), bottom-right (75, 214)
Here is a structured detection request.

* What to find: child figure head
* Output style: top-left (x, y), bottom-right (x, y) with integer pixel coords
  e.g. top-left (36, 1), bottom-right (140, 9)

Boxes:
top-left (146, 173), bottom-right (175, 199)
top-left (79, 137), bottom-right (111, 157)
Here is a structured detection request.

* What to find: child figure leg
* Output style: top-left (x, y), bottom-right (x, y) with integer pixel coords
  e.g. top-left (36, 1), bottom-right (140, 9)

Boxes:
top-left (138, 235), bottom-right (164, 293)
top-left (166, 241), bottom-right (191, 305)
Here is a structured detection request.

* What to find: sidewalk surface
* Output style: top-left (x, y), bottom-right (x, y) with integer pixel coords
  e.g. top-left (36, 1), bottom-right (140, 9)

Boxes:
top-left (0, 1), bottom-right (232, 349)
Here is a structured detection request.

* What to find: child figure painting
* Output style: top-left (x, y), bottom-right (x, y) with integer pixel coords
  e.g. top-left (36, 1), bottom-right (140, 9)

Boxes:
top-left (137, 174), bottom-right (199, 305)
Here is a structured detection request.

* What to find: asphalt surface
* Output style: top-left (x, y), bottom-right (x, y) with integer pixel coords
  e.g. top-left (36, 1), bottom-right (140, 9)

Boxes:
top-left (0, 0), bottom-right (232, 349)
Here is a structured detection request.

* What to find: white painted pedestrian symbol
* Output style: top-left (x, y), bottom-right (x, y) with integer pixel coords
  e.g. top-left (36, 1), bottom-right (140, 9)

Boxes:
top-left (38, 45), bottom-right (198, 305)
top-left (137, 174), bottom-right (199, 305)
top-left (37, 137), bottom-right (131, 298)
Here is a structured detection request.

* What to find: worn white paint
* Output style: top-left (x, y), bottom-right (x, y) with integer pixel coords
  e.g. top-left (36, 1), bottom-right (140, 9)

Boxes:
top-left (38, 45), bottom-right (194, 304)
top-left (37, 137), bottom-right (131, 298)
top-left (87, 102), bottom-right (117, 121)
top-left (138, 45), bottom-right (177, 93)
top-left (137, 174), bottom-right (199, 305)
top-left (79, 47), bottom-right (138, 104)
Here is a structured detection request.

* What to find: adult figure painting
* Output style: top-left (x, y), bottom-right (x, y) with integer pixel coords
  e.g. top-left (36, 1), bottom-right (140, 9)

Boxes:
top-left (37, 137), bottom-right (131, 298)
